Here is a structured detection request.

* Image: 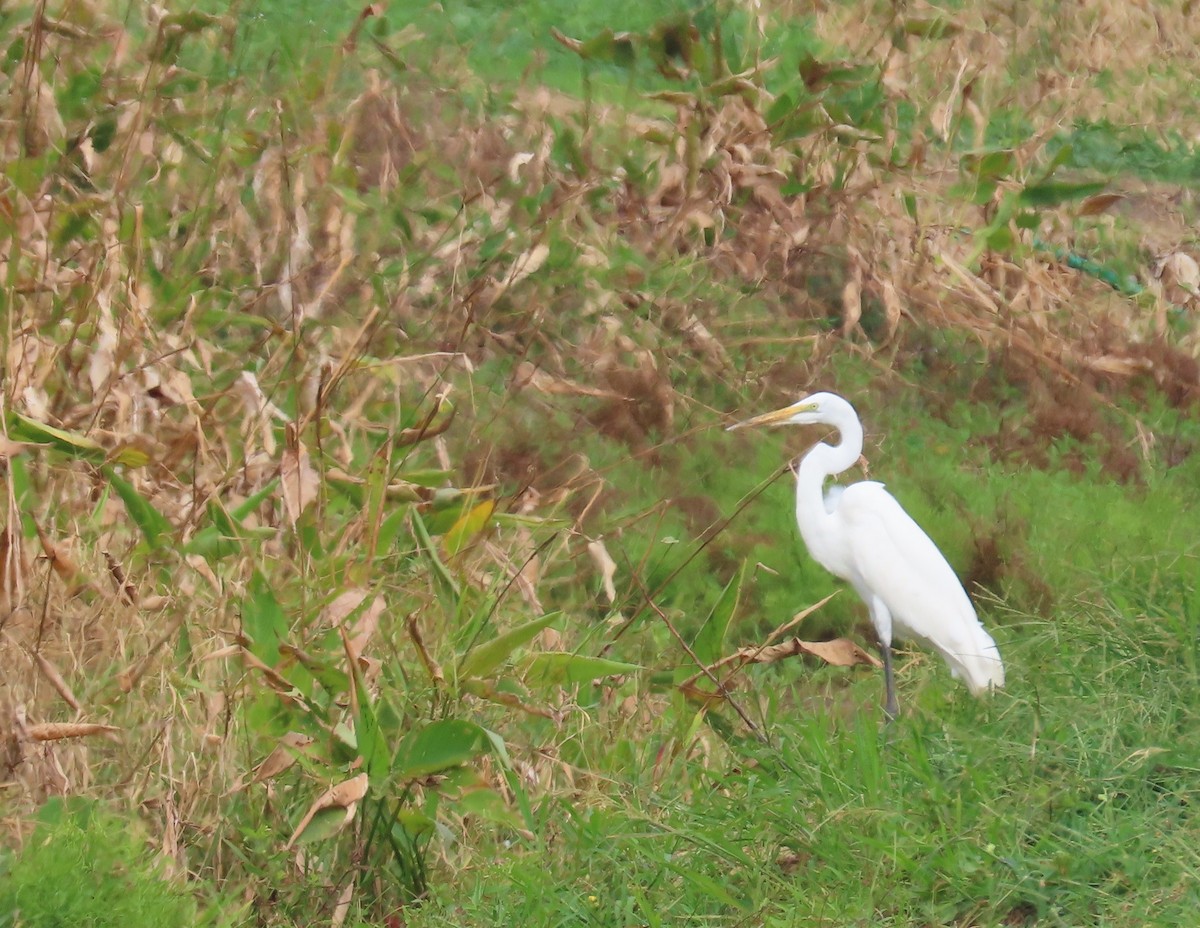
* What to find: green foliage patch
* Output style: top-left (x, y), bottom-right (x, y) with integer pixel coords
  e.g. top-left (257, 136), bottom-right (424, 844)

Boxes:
top-left (0, 799), bottom-right (227, 928)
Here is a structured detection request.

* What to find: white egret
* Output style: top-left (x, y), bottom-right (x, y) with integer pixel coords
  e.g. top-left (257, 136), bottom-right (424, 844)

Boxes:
top-left (728, 391), bottom-right (1004, 718)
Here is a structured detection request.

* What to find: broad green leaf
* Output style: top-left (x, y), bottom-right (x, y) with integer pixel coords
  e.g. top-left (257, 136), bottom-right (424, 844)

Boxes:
top-left (557, 27), bottom-right (638, 66)
top-left (161, 10), bottom-right (225, 32)
top-left (901, 15), bottom-right (961, 39)
top-left (282, 644), bottom-right (348, 696)
top-left (521, 652), bottom-right (642, 687)
top-left (393, 719), bottom-right (490, 779)
top-left (183, 499), bottom-right (242, 560)
top-left (8, 453), bottom-right (35, 536)
top-left (985, 225), bottom-right (1015, 252)
top-left (962, 148), bottom-right (1016, 182)
top-left (231, 478), bottom-right (282, 519)
top-left (480, 727), bottom-right (511, 769)
top-left (1015, 210), bottom-right (1041, 230)
top-left (412, 510), bottom-right (460, 601)
top-left (8, 412), bottom-right (105, 462)
top-left (5, 155), bottom-right (54, 198)
top-left (1018, 180), bottom-right (1107, 207)
top-left (291, 804), bottom-right (354, 846)
top-left (458, 612), bottom-right (561, 681)
top-left (208, 498), bottom-right (240, 538)
top-left (424, 487), bottom-right (490, 533)
top-left (969, 179), bottom-right (998, 206)
top-left (443, 499), bottom-right (495, 556)
top-left (375, 505), bottom-right (410, 554)
top-left (452, 788), bottom-right (523, 829)
top-left (692, 563), bottom-right (745, 665)
top-left (243, 570), bottom-right (287, 666)
top-left (185, 519), bottom-right (274, 560)
top-left (392, 808), bottom-right (437, 839)
top-left (110, 445), bottom-right (152, 467)
top-left (102, 466), bottom-right (172, 547)
top-left (341, 627), bottom-right (389, 781)
top-left (1041, 142), bottom-right (1075, 176)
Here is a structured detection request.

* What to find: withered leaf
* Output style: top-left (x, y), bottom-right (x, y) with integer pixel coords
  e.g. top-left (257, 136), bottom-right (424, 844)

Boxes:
top-left (287, 772), bottom-right (370, 848)
top-left (22, 721), bottom-right (120, 742)
top-left (586, 538), bottom-right (618, 604)
top-left (280, 439), bottom-right (320, 527)
top-left (1079, 192), bottom-right (1126, 216)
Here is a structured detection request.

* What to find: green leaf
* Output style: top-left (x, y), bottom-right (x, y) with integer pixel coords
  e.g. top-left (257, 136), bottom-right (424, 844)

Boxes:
top-left (291, 805), bottom-right (354, 846)
top-left (1015, 210), bottom-right (1041, 230)
top-left (451, 788), bottom-right (523, 829)
top-left (102, 466), bottom-right (172, 547)
top-left (8, 453), bottom-right (35, 537)
top-left (985, 225), bottom-right (1015, 252)
top-left (902, 15), bottom-right (961, 39)
top-left (1040, 142), bottom-right (1075, 177)
top-left (692, 563), bottom-right (745, 665)
top-left (232, 479), bottom-right (282, 519)
top-left (458, 612), bottom-right (561, 681)
top-left (8, 412), bottom-right (105, 462)
top-left (412, 510), bottom-right (460, 602)
top-left (393, 469), bottom-right (452, 488)
top-left (579, 28), bottom-right (637, 66)
top-left (968, 179), bottom-right (998, 206)
top-left (375, 506), bottom-right (410, 554)
top-left (480, 727), bottom-right (511, 768)
top-left (963, 149), bottom-right (1016, 182)
top-left (346, 640), bottom-right (389, 782)
top-left (443, 500), bottom-right (495, 556)
top-left (392, 808), bottom-right (437, 841)
top-left (243, 570), bottom-right (287, 666)
top-left (161, 10), bottom-right (225, 32)
top-left (284, 645), bottom-right (348, 696)
top-left (423, 493), bottom-right (469, 534)
top-left (1018, 180), bottom-right (1107, 207)
top-left (184, 499), bottom-right (243, 560)
top-left (393, 719), bottom-right (490, 779)
top-left (521, 652), bottom-right (642, 687)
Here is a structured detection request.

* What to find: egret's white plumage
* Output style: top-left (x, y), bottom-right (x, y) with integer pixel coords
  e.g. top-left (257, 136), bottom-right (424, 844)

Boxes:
top-left (729, 391), bottom-right (1004, 717)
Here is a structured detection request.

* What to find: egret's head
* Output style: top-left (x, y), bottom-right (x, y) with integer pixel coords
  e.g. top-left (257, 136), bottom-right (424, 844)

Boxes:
top-left (726, 391), bottom-right (855, 430)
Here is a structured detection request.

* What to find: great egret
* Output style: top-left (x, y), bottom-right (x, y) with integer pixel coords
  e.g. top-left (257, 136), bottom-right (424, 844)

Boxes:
top-left (728, 391), bottom-right (1004, 718)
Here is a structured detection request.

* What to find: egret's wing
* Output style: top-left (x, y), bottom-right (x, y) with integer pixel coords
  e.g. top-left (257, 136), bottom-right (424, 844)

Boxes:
top-left (836, 482), bottom-right (1004, 693)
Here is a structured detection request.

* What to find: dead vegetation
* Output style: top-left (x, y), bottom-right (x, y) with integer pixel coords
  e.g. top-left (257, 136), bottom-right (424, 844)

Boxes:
top-left (1, 0), bottom-right (1199, 919)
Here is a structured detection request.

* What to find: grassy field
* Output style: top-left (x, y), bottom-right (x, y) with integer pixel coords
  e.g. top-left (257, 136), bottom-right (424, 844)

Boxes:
top-left (2, 0), bottom-right (1199, 925)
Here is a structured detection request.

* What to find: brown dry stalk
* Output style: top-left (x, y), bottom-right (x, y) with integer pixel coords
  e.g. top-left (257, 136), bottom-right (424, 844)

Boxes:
top-left (628, 570), bottom-right (763, 741)
top-left (116, 614), bottom-right (185, 692)
top-left (21, 721), bottom-right (120, 742)
top-left (31, 651), bottom-right (81, 711)
top-left (677, 591), bottom-right (843, 693)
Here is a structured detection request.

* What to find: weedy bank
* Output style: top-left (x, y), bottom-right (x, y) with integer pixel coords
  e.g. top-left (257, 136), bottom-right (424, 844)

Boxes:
top-left (1, 0), bottom-right (1198, 925)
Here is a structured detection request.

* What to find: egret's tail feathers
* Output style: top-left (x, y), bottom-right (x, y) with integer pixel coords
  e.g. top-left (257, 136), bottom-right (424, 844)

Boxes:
top-left (944, 630), bottom-right (1005, 696)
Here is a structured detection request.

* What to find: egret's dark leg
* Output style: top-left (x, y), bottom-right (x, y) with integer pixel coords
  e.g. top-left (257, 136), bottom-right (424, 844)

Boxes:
top-left (880, 641), bottom-right (899, 722)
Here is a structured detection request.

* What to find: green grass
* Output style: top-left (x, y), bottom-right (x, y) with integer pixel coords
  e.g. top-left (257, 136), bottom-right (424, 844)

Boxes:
top-left (0, 799), bottom-right (232, 927)
top-left (405, 588), bottom-right (1200, 926)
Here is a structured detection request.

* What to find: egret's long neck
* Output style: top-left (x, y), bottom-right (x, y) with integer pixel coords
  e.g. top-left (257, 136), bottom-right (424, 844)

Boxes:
top-left (798, 412), bottom-right (863, 485)
top-left (794, 414), bottom-right (864, 546)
